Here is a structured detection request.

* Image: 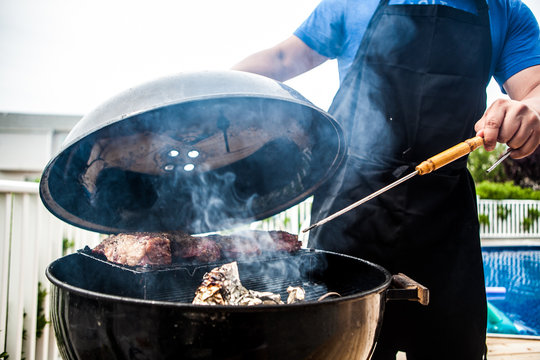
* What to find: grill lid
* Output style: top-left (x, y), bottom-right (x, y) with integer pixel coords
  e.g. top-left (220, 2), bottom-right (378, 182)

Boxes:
top-left (39, 71), bottom-right (345, 234)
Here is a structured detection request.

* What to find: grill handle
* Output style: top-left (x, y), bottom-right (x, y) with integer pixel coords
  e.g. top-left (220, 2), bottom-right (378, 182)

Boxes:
top-left (386, 273), bottom-right (429, 305)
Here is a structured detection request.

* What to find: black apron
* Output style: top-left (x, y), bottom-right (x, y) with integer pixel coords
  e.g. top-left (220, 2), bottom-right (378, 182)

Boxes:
top-left (309, 0), bottom-right (491, 358)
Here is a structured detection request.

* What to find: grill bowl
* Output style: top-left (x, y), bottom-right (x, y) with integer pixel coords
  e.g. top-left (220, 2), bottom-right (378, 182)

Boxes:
top-left (47, 249), bottom-right (392, 360)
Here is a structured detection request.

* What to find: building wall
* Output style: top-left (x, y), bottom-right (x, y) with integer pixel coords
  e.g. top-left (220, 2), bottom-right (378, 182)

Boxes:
top-left (0, 112), bottom-right (80, 181)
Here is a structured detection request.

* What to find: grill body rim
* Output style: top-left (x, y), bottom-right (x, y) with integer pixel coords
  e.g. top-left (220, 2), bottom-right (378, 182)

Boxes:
top-left (47, 249), bottom-right (392, 360)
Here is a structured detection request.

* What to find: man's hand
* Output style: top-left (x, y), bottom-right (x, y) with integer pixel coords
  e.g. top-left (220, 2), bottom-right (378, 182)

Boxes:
top-left (475, 65), bottom-right (540, 159)
top-left (475, 98), bottom-right (540, 158)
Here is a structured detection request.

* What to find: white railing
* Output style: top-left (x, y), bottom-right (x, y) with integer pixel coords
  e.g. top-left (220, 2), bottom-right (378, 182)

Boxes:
top-left (255, 197), bottom-right (540, 240)
top-left (477, 199), bottom-right (540, 239)
top-left (1, 180), bottom-right (539, 360)
top-left (0, 180), bottom-right (101, 360)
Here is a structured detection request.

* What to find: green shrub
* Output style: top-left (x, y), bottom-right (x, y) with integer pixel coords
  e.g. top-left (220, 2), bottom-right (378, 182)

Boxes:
top-left (467, 145), bottom-right (508, 183)
top-left (478, 214), bottom-right (490, 227)
top-left (528, 208), bottom-right (540, 221)
top-left (62, 237), bottom-right (75, 255)
top-left (520, 207), bottom-right (540, 233)
top-left (496, 205), bottom-right (511, 220)
top-left (36, 282), bottom-right (49, 339)
top-left (475, 181), bottom-right (540, 200)
top-left (522, 217), bottom-right (534, 232)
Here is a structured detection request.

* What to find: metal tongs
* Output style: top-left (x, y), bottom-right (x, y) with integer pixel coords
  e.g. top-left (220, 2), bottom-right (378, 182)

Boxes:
top-left (485, 147), bottom-right (513, 173)
top-left (303, 136), bottom-right (511, 233)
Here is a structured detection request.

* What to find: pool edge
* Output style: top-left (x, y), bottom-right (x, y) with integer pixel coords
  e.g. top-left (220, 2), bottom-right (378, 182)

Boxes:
top-left (482, 239), bottom-right (540, 247)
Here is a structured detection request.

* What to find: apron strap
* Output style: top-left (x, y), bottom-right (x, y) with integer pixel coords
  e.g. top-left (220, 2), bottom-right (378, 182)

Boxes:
top-left (380, 0), bottom-right (489, 12)
top-left (474, 0), bottom-right (489, 11)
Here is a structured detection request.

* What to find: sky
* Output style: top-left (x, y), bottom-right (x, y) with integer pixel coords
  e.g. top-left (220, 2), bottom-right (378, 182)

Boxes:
top-left (0, 0), bottom-right (539, 116)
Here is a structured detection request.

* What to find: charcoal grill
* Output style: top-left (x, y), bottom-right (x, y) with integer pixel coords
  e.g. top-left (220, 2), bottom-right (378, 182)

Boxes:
top-left (47, 248), bottom-right (427, 360)
top-left (41, 70), bottom-right (429, 360)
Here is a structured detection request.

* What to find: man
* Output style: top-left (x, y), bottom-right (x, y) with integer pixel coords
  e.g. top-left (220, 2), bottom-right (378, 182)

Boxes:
top-left (233, 0), bottom-right (540, 359)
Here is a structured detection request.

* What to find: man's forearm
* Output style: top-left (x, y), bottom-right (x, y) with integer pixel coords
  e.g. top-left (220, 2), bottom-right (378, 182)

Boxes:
top-left (232, 35), bottom-right (328, 82)
top-left (519, 82), bottom-right (540, 116)
top-left (232, 48), bottom-right (292, 81)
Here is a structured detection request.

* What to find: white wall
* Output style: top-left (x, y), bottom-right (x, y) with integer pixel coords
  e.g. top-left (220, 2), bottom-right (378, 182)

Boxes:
top-left (0, 113), bottom-right (80, 180)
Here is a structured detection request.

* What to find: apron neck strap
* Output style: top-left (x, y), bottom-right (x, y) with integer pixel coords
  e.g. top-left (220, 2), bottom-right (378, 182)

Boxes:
top-left (474, 0), bottom-right (489, 11)
top-left (379, 0), bottom-right (489, 13)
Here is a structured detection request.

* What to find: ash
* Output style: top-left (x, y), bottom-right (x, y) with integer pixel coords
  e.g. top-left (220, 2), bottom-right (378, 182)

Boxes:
top-left (192, 261), bottom-right (304, 306)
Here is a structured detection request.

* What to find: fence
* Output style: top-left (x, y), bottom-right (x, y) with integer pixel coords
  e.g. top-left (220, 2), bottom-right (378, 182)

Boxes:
top-left (1, 180), bottom-right (539, 359)
top-left (477, 199), bottom-right (540, 239)
top-left (0, 180), bottom-right (101, 360)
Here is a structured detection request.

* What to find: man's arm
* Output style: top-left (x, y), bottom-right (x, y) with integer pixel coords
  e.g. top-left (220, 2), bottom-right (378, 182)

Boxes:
top-left (232, 35), bottom-right (328, 82)
top-left (475, 65), bottom-right (540, 159)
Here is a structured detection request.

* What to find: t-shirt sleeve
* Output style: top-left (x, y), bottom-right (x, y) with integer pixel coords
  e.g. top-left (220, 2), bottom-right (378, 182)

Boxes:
top-left (494, 1), bottom-right (540, 87)
top-left (293, 0), bottom-right (346, 59)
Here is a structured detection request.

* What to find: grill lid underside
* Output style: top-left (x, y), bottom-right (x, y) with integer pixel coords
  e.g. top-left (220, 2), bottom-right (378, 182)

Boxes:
top-left (39, 71), bottom-right (346, 234)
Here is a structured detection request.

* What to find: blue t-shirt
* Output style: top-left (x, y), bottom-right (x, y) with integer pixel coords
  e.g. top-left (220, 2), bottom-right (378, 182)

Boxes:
top-left (294, 0), bottom-right (540, 89)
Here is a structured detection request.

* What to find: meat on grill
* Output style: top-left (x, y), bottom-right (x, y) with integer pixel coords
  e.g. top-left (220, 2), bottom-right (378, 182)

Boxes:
top-left (267, 231), bottom-right (302, 252)
top-left (170, 232), bottom-right (222, 263)
top-left (92, 230), bottom-right (301, 266)
top-left (92, 232), bottom-right (172, 266)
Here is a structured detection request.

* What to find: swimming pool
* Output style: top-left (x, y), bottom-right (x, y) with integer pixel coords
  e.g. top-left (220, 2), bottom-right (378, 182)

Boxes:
top-left (482, 245), bottom-right (540, 336)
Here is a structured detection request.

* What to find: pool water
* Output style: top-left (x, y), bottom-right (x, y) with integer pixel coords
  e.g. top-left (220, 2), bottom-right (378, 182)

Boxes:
top-left (482, 246), bottom-right (540, 336)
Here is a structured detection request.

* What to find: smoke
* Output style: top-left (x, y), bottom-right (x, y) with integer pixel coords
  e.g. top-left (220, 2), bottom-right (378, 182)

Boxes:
top-left (43, 93), bottom-right (342, 236)
top-left (40, 71), bottom-right (349, 298)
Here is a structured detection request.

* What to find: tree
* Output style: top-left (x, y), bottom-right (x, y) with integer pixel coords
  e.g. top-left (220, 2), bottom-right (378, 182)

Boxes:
top-left (503, 147), bottom-right (540, 190)
top-left (467, 144), bottom-right (507, 183)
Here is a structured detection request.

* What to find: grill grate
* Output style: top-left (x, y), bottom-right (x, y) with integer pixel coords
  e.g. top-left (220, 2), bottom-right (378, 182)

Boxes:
top-left (145, 274), bottom-right (361, 303)
top-left (73, 248), bottom-right (384, 304)
top-left (146, 278), bottom-right (328, 303)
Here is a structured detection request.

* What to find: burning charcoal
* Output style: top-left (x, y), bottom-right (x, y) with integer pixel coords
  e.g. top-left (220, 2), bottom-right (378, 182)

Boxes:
top-left (192, 262), bottom-right (247, 305)
top-left (193, 262), bottom-right (285, 306)
top-left (286, 286), bottom-right (305, 304)
top-left (237, 290), bottom-right (284, 306)
top-left (92, 233), bottom-right (172, 266)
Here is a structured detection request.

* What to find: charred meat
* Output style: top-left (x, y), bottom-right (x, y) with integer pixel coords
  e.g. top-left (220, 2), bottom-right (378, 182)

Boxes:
top-left (92, 232), bottom-right (172, 266)
top-left (268, 230), bottom-right (302, 252)
top-left (214, 230), bottom-right (301, 256)
top-left (92, 230), bottom-right (301, 266)
top-left (213, 234), bottom-right (262, 259)
top-left (170, 232), bottom-right (222, 263)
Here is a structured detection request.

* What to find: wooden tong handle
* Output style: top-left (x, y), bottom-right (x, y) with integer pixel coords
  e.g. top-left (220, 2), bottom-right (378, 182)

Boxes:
top-left (415, 136), bottom-right (484, 175)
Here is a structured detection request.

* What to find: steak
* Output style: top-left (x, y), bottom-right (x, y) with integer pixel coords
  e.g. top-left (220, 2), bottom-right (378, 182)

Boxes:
top-left (268, 230), bottom-right (302, 252)
top-left (217, 230), bottom-right (302, 255)
top-left (214, 234), bottom-right (262, 258)
top-left (92, 230), bottom-right (301, 266)
top-left (92, 232), bottom-right (172, 266)
top-left (170, 232), bottom-right (222, 263)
